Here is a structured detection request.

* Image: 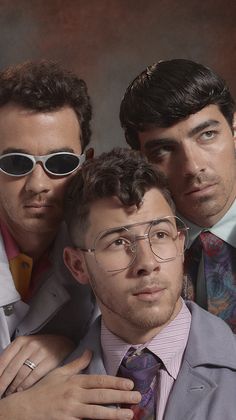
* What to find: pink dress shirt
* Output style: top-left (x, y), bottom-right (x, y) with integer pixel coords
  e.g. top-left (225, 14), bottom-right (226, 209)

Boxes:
top-left (101, 300), bottom-right (191, 419)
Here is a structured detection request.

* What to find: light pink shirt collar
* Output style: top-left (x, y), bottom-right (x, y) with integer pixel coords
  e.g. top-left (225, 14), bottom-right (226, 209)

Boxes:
top-left (101, 299), bottom-right (191, 378)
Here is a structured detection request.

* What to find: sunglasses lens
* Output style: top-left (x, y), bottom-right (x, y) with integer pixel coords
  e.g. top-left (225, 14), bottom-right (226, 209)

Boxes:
top-left (45, 153), bottom-right (80, 175)
top-left (0, 154), bottom-right (33, 175)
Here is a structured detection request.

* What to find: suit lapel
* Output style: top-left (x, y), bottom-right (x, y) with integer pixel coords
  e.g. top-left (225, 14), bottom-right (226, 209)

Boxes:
top-left (164, 361), bottom-right (217, 419)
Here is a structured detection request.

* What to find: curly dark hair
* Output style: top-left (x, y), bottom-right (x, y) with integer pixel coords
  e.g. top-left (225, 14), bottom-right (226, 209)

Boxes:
top-left (120, 59), bottom-right (235, 150)
top-left (65, 147), bottom-right (175, 246)
top-left (0, 60), bottom-right (92, 150)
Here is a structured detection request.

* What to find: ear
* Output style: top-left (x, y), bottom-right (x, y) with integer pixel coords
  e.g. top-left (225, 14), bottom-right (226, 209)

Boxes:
top-left (63, 247), bottom-right (89, 284)
top-left (85, 147), bottom-right (94, 160)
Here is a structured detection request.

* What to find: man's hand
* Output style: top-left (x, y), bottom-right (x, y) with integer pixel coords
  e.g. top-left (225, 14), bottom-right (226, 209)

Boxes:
top-left (0, 350), bottom-right (141, 419)
top-left (0, 334), bottom-right (75, 397)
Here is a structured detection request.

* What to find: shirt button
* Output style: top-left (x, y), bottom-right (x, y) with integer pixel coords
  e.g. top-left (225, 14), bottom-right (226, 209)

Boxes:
top-left (3, 304), bottom-right (14, 316)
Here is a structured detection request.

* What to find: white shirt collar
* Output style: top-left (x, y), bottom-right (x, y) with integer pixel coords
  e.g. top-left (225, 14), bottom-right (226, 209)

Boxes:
top-left (179, 198), bottom-right (236, 248)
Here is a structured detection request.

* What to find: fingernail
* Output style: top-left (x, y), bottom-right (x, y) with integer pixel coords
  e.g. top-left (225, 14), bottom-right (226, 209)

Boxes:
top-left (123, 379), bottom-right (134, 390)
top-left (131, 391), bottom-right (142, 402)
top-left (123, 411), bottom-right (133, 419)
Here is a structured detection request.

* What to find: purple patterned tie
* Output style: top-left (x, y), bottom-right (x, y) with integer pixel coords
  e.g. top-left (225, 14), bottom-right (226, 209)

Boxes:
top-left (118, 348), bottom-right (162, 420)
top-left (185, 231), bottom-right (236, 332)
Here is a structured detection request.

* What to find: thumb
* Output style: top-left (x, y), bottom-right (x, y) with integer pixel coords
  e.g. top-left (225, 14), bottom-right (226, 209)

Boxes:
top-left (59, 350), bottom-right (93, 376)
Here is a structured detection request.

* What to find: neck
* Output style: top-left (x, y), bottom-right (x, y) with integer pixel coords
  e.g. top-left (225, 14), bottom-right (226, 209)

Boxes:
top-left (181, 194), bottom-right (236, 228)
top-left (101, 299), bottom-right (183, 344)
top-left (5, 224), bottom-right (56, 261)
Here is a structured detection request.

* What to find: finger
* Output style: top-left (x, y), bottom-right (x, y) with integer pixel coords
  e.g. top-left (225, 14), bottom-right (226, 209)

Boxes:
top-left (0, 355), bottom-right (28, 397)
top-left (0, 348), bottom-right (42, 397)
top-left (9, 338), bottom-right (80, 393)
top-left (73, 374), bottom-right (135, 391)
top-left (72, 388), bottom-right (141, 405)
top-left (8, 343), bottom-right (63, 394)
top-left (0, 338), bottom-right (26, 376)
top-left (15, 354), bottom-right (59, 392)
top-left (73, 404), bottom-right (134, 420)
top-left (9, 350), bottom-right (93, 394)
top-left (5, 361), bottom-right (39, 395)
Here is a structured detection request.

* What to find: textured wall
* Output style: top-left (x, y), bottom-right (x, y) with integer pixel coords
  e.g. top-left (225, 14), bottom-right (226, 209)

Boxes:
top-left (0, 0), bottom-right (235, 153)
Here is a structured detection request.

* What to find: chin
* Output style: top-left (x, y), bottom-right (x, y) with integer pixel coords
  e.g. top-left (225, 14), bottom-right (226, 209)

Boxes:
top-left (23, 221), bottom-right (59, 234)
top-left (127, 305), bottom-right (173, 330)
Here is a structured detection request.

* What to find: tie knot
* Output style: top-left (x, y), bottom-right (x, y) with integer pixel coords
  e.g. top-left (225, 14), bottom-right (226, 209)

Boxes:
top-left (200, 232), bottom-right (224, 255)
top-left (119, 348), bottom-right (161, 394)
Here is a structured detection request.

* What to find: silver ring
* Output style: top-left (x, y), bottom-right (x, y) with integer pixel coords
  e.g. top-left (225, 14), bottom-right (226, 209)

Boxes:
top-left (23, 359), bottom-right (37, 370)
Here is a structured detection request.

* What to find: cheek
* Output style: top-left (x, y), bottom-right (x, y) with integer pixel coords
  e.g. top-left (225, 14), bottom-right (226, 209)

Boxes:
top-left (52, 177), bottom-right (73, 197)
top-left (155, 162), bottom-right (179, 189)
top-left (167, 262), bottom-right (183, 288)
top-left (0, 178), bottom-right (23, 201)
top-left (91, 270), bottom-right (127, 299)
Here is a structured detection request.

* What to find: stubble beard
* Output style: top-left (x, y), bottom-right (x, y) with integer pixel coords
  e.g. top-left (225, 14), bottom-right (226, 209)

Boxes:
top-left (89, 270), bottom-right (182, 333)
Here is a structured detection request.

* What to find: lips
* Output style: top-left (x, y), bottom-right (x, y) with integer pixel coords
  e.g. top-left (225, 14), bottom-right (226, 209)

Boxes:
top-left (133, 285), bottom-right (165, 302)
top-left (24, 202), bottom-right (53, 209)
top-left (184, 182), bottom-right (217, 195)
top-left (24, 201), bottom-right (53, 207)
top-left (133, 286), bottom-right (164, 295)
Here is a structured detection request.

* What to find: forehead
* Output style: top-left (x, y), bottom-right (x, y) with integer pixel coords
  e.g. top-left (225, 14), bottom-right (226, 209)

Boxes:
top-left (0, 104), bottom-right (82, 155)
top-left (86, 188), bottom-right (175, 242)
top-left (138, 104), bottom-right (228, 147)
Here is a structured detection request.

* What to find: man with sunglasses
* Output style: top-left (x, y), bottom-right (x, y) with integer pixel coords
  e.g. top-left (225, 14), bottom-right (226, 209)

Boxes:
top-left (0, 61), bottom-right (139, 418)
top-left (120, 59), bottom-right (236, 332)
top-left (63, 148), bottom-right (236, 420)
top-left (0, 58), bottom-right (94, 386)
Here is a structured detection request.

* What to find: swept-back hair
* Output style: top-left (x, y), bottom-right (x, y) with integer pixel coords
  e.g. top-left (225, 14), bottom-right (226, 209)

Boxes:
top-left (120, 59), bottom-right (235, 150)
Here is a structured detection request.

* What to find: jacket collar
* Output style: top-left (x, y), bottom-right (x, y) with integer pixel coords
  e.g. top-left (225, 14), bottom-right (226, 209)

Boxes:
top-left (184, 301), bottom-right (236, 370)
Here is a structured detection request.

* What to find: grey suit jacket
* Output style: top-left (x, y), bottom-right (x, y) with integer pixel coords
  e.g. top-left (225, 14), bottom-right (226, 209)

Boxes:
top-left (0, 223), bottom-right (96, 351)
top-left (68, 301), bottom-right (236, 419)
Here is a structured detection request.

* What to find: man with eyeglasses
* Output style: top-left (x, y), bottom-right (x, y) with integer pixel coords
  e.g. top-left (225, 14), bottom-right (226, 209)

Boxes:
top-left (0, 62), bottom-right (138, 419)
top-left (120, 59), bottom-right (236, 332)
top-left (63, 148), bottom-right (236, 420)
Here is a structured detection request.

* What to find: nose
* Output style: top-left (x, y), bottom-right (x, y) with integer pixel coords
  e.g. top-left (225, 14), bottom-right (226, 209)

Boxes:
top-left (131, 237), bottom-right (160, 277)
top-left (24, 163), bottom-right (51, 194)
top-left (180, 142), bottom-right (206, 178)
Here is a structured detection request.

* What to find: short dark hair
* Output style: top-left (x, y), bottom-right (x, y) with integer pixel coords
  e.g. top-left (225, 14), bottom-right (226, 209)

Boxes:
top-left (120, 59), bottom-right (235, 150)
top-left (0, 60), bottom-right (92, 150)
top-left (65, 147), bottom-right (175, 246)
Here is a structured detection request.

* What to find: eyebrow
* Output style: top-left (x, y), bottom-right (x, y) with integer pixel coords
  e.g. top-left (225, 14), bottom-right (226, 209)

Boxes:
top-left (101, 218), bottom-right (174, 237)
top-left (188, 119), bottom-right (220, 137)
top-left (100, 227), bottom-right (129, 239)
top-left (1, 147), bottom-right (75, 155)
top-left (144, 119), bottom-right (220, 151)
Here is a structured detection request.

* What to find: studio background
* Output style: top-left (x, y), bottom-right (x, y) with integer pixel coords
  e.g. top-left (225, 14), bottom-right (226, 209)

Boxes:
top-left (0, 0), bottom-right (235, 153)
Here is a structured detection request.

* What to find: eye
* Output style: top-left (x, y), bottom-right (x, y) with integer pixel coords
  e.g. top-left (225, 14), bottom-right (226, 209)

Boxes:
top-left (199, 130), bottom-right (217, 141)
top-left (151, 230), bottom-right (171, 241)
top-left (108, 237), bottom-right (131, 250)
top-left (158, 231), bottom-right (166, 237)
top-left (156, 231), bottom-right (169, 239)
top-left (146, 146), bottom-right (174, 162)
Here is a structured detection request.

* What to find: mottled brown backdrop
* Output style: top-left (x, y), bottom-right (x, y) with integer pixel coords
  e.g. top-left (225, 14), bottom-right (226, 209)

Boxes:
top-left (0, 0), bottom-right (235, 152)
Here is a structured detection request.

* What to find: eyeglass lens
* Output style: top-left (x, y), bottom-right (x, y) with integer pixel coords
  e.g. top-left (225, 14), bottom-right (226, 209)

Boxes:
top-left (94, 218), bottom-right (184, 272)
top-left (0, 153), bottom-right (80, 176)
top-left (46, 154), bottom-right (79, 174)
top-left (0, 154), bottom-right (33, 175)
